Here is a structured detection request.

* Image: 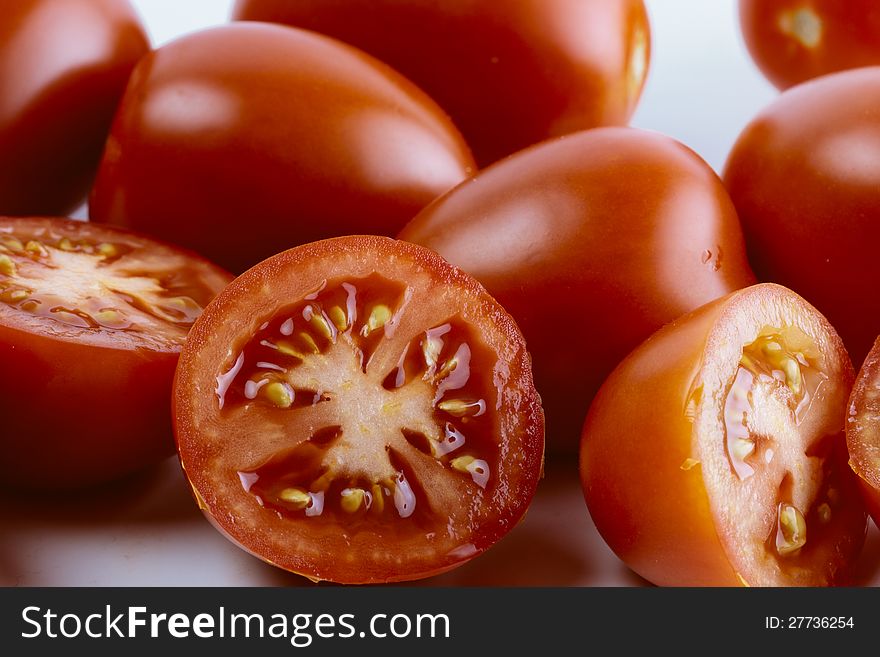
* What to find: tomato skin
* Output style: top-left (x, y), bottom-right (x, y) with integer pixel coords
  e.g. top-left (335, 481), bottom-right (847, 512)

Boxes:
top-left (0, 0), bottom-right (149, 216)
top-left (233, 0), bottom-right (651, 166)
top-left (846, 337), bottom-right (880, 528)
top-left (581, 284), bottom-right (864, 587)
top-left (400, 127), bottom-right (755, 451)
top-left (0, 217), bottom-right (232, 490)
top-left (173, 236), bottom-right (544, 584)
top-left (89, 23), bottom-right (475, 274)
top-left (723, 68), bottom-right (880, 365)
top-left (0, 325), bottom-right (176, 490)
top-left (739, 0), bottom-right (880, 90)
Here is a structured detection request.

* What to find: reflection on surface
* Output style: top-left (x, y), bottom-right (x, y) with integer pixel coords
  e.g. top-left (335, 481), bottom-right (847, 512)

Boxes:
top-left (1, 456), bottom-right (877, 587)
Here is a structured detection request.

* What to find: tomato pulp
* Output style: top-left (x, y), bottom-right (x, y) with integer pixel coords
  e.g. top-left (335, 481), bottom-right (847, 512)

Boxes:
top-left (846, 337), bottom-right (880, 528)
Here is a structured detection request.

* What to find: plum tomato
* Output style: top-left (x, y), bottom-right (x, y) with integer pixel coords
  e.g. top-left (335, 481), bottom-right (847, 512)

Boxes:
top-left (89, 23), bottom-right (475, 274)
top-left (232, 0), bottom-right (651, 166)
top-left (400, 127), bottom-right (756, 452)
top-left (173, 236), bottom-right (544, 583)
top-left (581, 283), bottom-right (866, 586)
top-left (0, 217), bottom-right (232, 489)
top-left (739, 0), bottom-right (880, 90)
top-left (846, 337), bottom-right (880, 528)
top-left (0, 0), bottom-right (149, 216)
top-left (724, 67), bottom-right (880, 365)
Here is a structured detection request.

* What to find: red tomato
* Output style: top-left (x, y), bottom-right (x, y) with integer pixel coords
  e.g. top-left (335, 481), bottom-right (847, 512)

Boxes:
top-left (724, 67), bottom-right (880, 365)
top-left (739, 0), bottom-right (880, 90)
top-left (0, 0), bottom-right (149, 216)
top-left (400, 128), bottom-right (756, 451)
top-left (581, 284), bottom-right (866, 586)
top-left (89, 23), bottom-right (475, 274)
top-left (174, 236), bottom-right (544, 583)
top-left (0, 217), bottom-right (232, 489)
top-left (233, 0), bottom-right (651, 166)
top-left (846, 337), bottom-right (880, 528)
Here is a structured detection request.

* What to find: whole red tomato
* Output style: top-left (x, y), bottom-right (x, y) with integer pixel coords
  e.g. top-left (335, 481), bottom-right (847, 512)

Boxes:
top-left (89, 23), bottom-right (475, 273)
top-left (400, 128), bottom-right (756, 451)
top-left (0, 0), bottom-right (149, 216)
top-left (233, 0), bottom-right (651, 166)
top-left (582, 284), bottom-right (865, 586)
top-left (724, 67), bottom-right (880, 365)
top-left (174, 236), bottom-right (544, 583)
top-left (739, 0), bottom-right (880, 89)
top-left (0, 217), bottom-right (231, 489)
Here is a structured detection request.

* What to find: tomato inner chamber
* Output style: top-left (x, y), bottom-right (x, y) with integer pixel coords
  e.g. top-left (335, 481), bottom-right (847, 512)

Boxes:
top-left (219, 275), bottom-right (498, 530)
top-left (0, 229), bottom-right (215, 340)
top-left (720, 327), bottom-right (843, 567)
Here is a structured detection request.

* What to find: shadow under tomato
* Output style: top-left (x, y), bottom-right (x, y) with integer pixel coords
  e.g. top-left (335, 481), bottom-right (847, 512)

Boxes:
top-left (0, 456), bottom-right (196, 528)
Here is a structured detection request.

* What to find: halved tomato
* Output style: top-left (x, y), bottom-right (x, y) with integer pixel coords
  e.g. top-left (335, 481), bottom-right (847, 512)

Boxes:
top-left (581, 283), bottom-right (866, 586)
top-left (846, 337), bottom-right (880, 527)
top-left (173, 236), bottom-right (544, 584)
top-left (0, 217), bottom-right (232, 489)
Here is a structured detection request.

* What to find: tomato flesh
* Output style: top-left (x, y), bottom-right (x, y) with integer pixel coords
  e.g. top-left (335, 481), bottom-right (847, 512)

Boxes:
top-left (581, 284), bottom-right (866, 586)
top-left (846, 337), bottom-right (880, 528)
top-left (0, 217), bottom-right (232, 489)
top-left (174, 236), bottom-right (544, 583)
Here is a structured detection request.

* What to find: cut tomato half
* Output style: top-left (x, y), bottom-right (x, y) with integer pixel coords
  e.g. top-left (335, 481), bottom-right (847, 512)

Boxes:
top-left (0, 216), bottom-right (232, 489)
top-left (846, 338), bottom-right (880, 527)
top-left (581, 283), bottom-right (866, 586)
top-left (173, 236), bottom-right (544, 584)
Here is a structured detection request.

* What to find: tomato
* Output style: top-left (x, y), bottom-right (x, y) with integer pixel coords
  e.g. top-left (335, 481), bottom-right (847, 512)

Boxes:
top-left (0, 0), bottom-right (149, 216)
top-left (232, 0), bottom-right (651, 166)
top-left (846, 337), bottom-right (880, 528)
top-left (173, 236), bottom-right (544, 583)
top-left (581, 283), bottom-right (866, 586)
top-left (0, 217), bottom-right (232, 489)
top-left (89, 23), bottom-right (475, 274)
top-left (400, 127), bottom-right (756, 452)
top-left (724, 68), bottom-right (880, 366)
top-left (739, 0), bottom-right (880, 90)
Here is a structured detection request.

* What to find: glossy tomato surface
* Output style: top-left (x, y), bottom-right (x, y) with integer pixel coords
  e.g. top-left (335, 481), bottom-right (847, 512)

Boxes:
top-left (846, 337), bottom-right (880, 528)
top-left (724, 67), bottom-right (880, 365)
top-left (581, 284), bottom-right (866, 586)
top-left (0, 217), bottom-right (232, 489)
top-left (174, 236), bottom-right (544, 583)
top-left (400, 127), bottom-right (755, 451)
top-left (90, 23), bottom-right (475, 274)
top-left (740, 0), bottom-right (880, 89)
top-left (0, 0), bottom-right (149, 216)
top-left (233, 0), bottom-right (650, 166)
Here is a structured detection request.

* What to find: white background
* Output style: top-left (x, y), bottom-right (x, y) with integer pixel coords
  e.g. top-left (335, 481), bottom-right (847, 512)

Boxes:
top-left (6, 1), bottom-right (876, 587)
